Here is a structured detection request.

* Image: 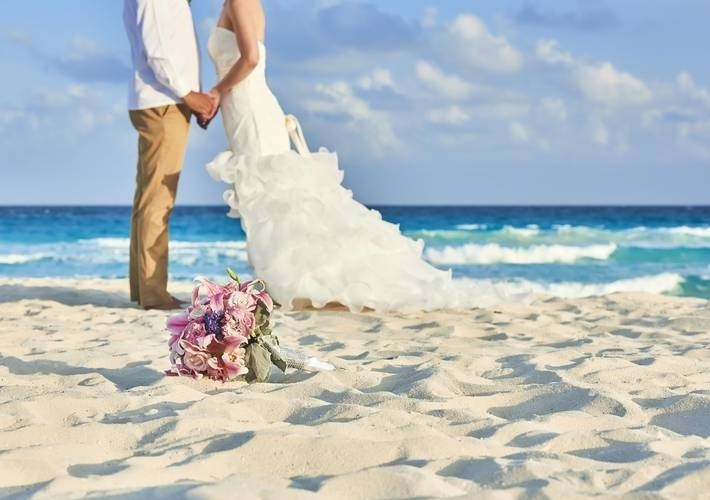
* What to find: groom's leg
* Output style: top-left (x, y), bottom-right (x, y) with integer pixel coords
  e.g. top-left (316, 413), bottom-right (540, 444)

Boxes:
top-left (129, 159), bottom-right (143, 302)
top-left (129, 104), bottom-right (191, 307)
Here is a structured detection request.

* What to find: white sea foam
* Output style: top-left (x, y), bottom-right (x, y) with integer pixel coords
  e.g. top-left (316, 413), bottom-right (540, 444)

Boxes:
top-left (0, 253), bottom-right (50, 265)
top-left (659, 226), bottom-right (710, 237)
top-left (487, 273), bottom-right (685, 298)
top-left (408, 229), bottom-right (474, 241)
top-left (500, 225), bottom-right (540, 238)
top-left (409, 224), bottom-right (710, 249)
top-left (86, 238), bottom-right (248, 250)
top-left (425, 243), bottom-right (617, 265)
top-left (89, 238), bottom-right (131, 248)
top-left (551, 225), bottom-right (710, 242)
top-left (0, 239), bottom-right (250, 266)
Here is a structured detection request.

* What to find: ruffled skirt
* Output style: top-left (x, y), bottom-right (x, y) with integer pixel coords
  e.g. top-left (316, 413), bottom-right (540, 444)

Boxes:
top-left (207, 149), bottom-right (510, 312)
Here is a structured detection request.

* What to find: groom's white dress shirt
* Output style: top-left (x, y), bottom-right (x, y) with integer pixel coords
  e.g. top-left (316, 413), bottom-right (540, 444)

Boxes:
top-left (123, 0), bottom-right (201, 110)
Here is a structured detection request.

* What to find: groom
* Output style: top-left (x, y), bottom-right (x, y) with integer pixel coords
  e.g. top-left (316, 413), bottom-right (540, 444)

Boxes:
top-left (123, 0), bottom-right (217, 310)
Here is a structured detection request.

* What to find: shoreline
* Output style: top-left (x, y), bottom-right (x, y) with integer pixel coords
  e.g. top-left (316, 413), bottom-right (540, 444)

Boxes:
top-left (1, 278), bottom-right (708, 497)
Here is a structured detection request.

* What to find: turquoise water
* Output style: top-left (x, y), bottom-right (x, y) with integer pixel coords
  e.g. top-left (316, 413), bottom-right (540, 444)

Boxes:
top-left (1, 206), bottom-right (709, 299)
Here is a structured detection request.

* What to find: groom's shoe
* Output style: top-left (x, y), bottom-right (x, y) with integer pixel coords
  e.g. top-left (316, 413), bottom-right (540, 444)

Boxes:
top-left (143, 296), bottom-right (187, 311)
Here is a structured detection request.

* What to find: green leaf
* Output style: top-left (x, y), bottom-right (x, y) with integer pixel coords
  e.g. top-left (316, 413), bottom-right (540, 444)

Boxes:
top-left (244, 344), bottom-right (272, 383)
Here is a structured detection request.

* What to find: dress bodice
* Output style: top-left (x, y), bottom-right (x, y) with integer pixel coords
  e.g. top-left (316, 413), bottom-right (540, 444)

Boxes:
top-left (208, 27), bottom-right (267, 81)
top-left (207, 26), bottom-right (290, 159)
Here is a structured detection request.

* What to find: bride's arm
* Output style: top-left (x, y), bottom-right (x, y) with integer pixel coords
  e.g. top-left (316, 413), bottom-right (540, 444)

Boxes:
top-left (211, 0), bottom-right (261, 97)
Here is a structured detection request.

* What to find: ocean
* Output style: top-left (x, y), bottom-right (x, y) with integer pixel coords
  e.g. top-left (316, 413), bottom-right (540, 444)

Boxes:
top-left (1, 206), bottom-right (709, 300)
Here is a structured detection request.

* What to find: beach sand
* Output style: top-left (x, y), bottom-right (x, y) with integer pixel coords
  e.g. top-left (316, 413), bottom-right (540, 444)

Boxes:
top-left (0, 278), bottom-right (708, 498)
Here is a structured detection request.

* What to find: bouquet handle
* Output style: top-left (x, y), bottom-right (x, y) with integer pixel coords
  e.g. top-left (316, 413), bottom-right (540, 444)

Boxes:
top-left (260, 336), bottom-right (335, 373)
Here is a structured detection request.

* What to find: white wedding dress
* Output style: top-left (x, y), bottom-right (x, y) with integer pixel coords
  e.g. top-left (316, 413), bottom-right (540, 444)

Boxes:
top-left (206, 27), bottom-right (510, 312)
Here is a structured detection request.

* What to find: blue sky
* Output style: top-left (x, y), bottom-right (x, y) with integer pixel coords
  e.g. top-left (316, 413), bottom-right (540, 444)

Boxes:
top-left (0, 0), bottom-right (709, 205)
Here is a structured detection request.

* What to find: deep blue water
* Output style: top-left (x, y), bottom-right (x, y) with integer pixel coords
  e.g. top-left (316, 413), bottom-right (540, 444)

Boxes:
top-left (1, 206), bottom-right (709, 299)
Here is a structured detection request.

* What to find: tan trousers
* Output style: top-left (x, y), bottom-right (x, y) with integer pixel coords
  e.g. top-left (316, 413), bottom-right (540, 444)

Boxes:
top-left (128, 104), bottom-right (191, 307)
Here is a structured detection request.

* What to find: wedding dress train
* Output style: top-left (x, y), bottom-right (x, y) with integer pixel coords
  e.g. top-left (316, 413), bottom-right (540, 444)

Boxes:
top-left (206, 27), bottom-right (509, 312)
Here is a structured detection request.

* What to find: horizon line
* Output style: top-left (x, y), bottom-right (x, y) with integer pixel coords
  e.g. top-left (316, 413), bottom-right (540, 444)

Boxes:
top-left (1, 204), bottom-right (709, 209)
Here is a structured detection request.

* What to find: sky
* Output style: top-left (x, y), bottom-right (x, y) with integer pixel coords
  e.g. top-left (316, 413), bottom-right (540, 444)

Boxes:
top-left (0, 0), bottom-right (709, 206)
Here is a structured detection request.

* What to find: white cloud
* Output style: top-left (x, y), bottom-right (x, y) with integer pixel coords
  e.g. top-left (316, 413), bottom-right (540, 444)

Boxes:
top-left (446, 15), bottom-right (523, 73)
top-left (0, 83), bottom-right (126, 147)
top-left (421, 7), bottom-right (438, 28)
top-left (539, 98), bottom-right (568, 122)
top-left (36, 84), bottom-right (91, 107)
top-left (510, 121), bottom-right (531, 143)
top-left (575, 62), bottom-right (652, 106)
top-left (677, 72), bottom-right (710, 107)
top-left (536, 39), bottom-right (573, 65)
top-left (416, 61), bottom-right (473, 99)
top-left (677, 119), bottom-right (710, 157)
top-left (262, 5), bottom-right (709, 167)
top-left (592, 120), bottom-right (610, 146)
top-left (537, 39), bottom-right (651, 107)
top-left (0, 109), bottom-right (29, 129)
top-left (473, 100), bottom-right (530, 121)
top-left (358, 68), bottom-right (397, 91)
top-left (429, 105), bottom-right (470, 125)
top-left (304, 81), bottom-right (401, 155)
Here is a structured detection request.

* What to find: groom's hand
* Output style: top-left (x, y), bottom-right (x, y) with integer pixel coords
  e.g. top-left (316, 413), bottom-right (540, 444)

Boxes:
top-left (183, 91), bottom-right (218, 122)
top-left (197, 110), bottom-right (218, 130)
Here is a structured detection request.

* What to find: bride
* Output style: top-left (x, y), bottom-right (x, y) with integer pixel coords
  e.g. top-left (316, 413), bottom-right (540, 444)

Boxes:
top-left (204, 0), bottom-right (506, 312)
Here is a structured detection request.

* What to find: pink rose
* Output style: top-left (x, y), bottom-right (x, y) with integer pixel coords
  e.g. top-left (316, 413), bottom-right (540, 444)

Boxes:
top-left (184, 351), bottom-right (210, 373)
top-left (239, 312), bottom-right (256, 335)
top-left (228, 291), bottom-right (257, 313)
top-left (182, 322), bottom-right (206, 346)
top-left (180, 341), bottom-right (211, 373)
top-left (187, 356), bottom-right (209, 373)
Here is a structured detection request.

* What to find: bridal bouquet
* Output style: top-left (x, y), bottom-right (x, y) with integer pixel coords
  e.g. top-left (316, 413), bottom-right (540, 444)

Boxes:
top-left (166, 269), bottom-right (290, 383)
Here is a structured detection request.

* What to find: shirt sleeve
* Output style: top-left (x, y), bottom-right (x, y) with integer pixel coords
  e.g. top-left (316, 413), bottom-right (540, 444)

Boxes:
top-left (137, 0), bottom-right (195, 98)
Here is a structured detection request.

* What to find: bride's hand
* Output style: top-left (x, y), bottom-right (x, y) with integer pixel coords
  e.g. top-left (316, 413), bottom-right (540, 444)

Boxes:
top-left (207, 88), bottom-right (221, 110)
top-left (197, 89), bottom-right (222, 130)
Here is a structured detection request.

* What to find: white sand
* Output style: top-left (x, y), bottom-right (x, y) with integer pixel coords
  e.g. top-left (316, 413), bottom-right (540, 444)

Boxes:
top-left (0, 278), bottom-right (708, 499)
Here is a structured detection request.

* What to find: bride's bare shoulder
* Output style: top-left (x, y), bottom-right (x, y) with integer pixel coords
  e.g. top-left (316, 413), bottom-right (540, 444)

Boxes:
top-left (225, 0), bottom-right (261, 9)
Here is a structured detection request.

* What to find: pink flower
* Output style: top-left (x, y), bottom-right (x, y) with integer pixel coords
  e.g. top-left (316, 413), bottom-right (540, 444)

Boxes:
top-left (228, 346), bottom-right (247, 366)
top-left (166, 311), bottom-right (190, 334)
top-left (206, 351), bottom-right (248, 381)
top-left (240, 312), bottom-right (256, 336)
top-left (228, 290), bottom-right (257, 313)
top-left (225, 312), bottom-right (254, 335)
top-left (168, 332), bottom-right (182, 350)
top-left (180, 341), bottom-right (212, 373)
top-left (189, 305), bottom-right (207, 321)
top-left (206, 359), bottom-right (224, 381)
top-left (182, 321), bottom-right (206, 346)
top-left (184, 352), bottom-right (210, 373)
top-left (169, 339), bottom-right (185, 366)
top-left (193, 277), bottom-right (227, 313)
top-left (240, 280), bottom-right (274, 312)
top-left (166, 365), bottom-right (198, 378)
top-left (202, 332), bottom-right (248, 355)
top-left (221, 356), bottom-right (248, 379)
top-left (227, 292), bottom-right (257, 332)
